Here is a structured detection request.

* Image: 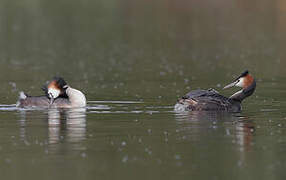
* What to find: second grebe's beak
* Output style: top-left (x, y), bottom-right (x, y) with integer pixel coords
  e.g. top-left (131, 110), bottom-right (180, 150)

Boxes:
top-left (223, 70), bottom-right (250, 90)
top-left (49, 93), bottom-right (54, 105)
top-left (223, 80), bottom-right (239, 89)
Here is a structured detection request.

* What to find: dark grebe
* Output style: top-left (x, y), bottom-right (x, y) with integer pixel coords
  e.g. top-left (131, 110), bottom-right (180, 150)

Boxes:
top-left (174, 70), bottom-right (256, 112)
top-left (17, 77), bottom-right (86, 108)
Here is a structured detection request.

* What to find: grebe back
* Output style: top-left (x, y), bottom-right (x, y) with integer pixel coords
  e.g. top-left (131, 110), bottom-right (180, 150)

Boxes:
top-left (17, 77), bottom-right (86, 108)
top-left (174, 70), bottom-right (256, 112)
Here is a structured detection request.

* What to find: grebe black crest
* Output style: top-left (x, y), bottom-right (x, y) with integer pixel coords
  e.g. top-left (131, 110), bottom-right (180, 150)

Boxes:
top-left (17, 77), bottom-right (86, 108)
top-left (174, 70), bottom-right (256, 112)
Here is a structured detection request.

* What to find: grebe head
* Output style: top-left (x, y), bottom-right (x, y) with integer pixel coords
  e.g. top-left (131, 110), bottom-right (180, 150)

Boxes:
top-left (223, 70), bottom-right (256, 102)
top-left (223, 70), bottom-right (254, 90)
top-left (42, 77), bottom-right (68, 104)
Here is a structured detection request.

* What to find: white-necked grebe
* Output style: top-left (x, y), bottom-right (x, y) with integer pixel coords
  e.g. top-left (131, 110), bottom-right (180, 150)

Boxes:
top-left (174, 70), bottom-right (256, 112)
top-left (17, 77), bottom-right (86, 108)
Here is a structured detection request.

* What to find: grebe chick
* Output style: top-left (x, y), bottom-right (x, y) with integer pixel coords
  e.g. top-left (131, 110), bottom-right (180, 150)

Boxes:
top-left (174, 70), bottom-right (256, 112)
top-left (17, 77), bottom-right (86, 108)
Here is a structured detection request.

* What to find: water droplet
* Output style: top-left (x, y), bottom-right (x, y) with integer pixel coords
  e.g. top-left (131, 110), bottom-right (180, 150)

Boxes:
top-left (156, 159), bottom-right (162, 164)
top-left (122, 155), bottom-right (128, 163)
top-left (226, 129), bottom-right (230, 135)
top-left (174, 154), bottom-right (181, 160)
top-left (184, 79), bottom-right (189, 84)
top-left (24, 140), bottom-right (30, 146)
top-left (160, 71), bottom-right (166, 76)
top-left (176, 162), bottom-right (183, 167)
top-left (81, 152), bottom-right (87, 158)
top-left (5, 158), bottom-right (11, 164)
top-left (121, 141), bottom-right (127, 146)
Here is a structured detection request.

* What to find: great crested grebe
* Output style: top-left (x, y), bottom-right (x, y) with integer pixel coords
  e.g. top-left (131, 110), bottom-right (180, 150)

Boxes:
top-left (16, 77), bottom-right (86, 108)
top-left (174, 70), bottom-right (256, 112)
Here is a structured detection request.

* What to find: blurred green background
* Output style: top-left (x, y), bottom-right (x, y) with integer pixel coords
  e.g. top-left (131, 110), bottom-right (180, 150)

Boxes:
top-left (0, 0), bottom-right (285, 103)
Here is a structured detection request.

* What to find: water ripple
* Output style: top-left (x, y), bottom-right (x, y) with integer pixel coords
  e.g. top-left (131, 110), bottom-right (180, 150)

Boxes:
top-left (0, 101), bottom-right (173, 114)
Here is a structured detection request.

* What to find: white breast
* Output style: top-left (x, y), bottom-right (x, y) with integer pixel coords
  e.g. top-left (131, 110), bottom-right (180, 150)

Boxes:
top-left (66, 87), bottom-right (86, 107)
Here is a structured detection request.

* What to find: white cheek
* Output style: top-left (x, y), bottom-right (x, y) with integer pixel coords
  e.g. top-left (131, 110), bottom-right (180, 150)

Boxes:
top-left (48, 88), bottom-right (60, 98)
top-left (236, 78), bottom-right (244, 87)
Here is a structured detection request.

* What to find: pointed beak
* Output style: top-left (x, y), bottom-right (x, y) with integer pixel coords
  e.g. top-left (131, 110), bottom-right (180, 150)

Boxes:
top-left (49, 93), bottom-right (55, 105)
top-left (223, 81), bottom-right (238, 89)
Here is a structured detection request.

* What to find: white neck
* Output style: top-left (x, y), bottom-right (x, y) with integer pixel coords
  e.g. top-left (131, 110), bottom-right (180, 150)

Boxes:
top-left (66, 87), bottom-right (86, 107)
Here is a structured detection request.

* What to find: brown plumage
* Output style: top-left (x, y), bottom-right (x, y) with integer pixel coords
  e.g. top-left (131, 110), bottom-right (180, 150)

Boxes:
top-left (17, 77), bottom-right (69, 108)
top-left (174, 70), bottom-right (256, 112)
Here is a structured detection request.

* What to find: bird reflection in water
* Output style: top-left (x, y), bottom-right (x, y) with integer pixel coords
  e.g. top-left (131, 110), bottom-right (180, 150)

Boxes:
top-left (175, 111), bottom-right (255, 151)
top-left (48, 108), bottom-right (87, 151)
top-left (18, 108), bottom-right (87, 152)
top-left (233, 116), bottom-right (255, 152)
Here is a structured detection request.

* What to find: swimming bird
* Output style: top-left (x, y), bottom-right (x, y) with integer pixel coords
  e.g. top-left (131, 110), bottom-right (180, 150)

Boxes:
top-left (17, 77), bottom-right (86, 108)
top-left (174, 70), bottom-right (256, 112)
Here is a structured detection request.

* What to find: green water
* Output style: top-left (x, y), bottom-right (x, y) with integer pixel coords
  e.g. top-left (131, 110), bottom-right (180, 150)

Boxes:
top-left (0, 0), bottom-right (286, 179)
